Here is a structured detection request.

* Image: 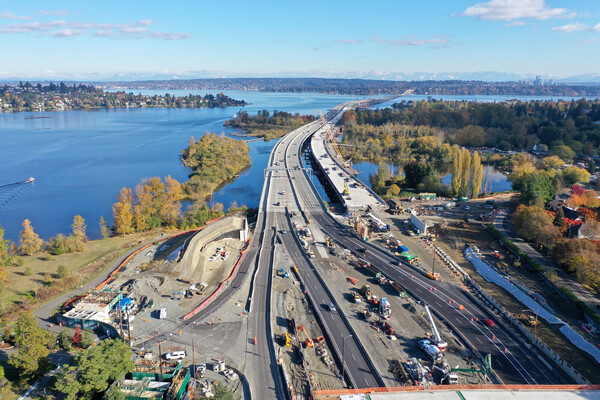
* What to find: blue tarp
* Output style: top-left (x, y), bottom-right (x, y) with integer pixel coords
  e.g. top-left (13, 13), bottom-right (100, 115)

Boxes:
top-left (398, 245), bottom-right (409, 253)
top-left (118, 297), bottom-right (131, 310)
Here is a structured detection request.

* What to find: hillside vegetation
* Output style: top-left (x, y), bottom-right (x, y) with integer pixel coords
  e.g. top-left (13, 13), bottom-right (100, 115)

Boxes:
top-left (180, 133), bottom-right (251, 200)
top-left (225, 110), bottom-right (317, 140)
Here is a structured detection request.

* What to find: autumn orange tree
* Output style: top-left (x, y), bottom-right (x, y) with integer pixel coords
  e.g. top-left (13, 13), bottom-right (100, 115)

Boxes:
top-left (113, 176), bottom-right (182, 234)
top-left (112, 188), bottom-right (134, 235)
top-left (70, 215), bottom-right (87, 252)
top-left (19, 219), bottom-right (44, 255)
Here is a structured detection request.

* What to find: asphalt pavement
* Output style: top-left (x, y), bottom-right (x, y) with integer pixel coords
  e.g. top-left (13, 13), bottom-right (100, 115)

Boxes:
top-left (280, 109), bottom-right (568, 385)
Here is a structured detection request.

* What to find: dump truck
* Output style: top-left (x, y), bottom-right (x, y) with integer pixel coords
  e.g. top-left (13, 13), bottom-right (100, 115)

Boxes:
top-left (375, 272), bottom-right (388, 285)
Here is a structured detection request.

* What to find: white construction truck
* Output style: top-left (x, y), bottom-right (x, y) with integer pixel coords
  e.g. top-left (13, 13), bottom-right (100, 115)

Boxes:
top-left (424, 304), bottom-right (448, 351)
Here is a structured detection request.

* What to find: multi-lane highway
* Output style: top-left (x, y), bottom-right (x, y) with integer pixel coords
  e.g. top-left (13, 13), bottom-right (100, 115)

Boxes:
top-left (278, 107), bottom-right (569, 386)
top-left (270, 118), bottom-right (382, 389)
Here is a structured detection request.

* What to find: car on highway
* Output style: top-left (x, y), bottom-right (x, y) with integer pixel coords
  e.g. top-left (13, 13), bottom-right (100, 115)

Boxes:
top-left (281, 229), bottom-right (287, 234)
top-left (328, 302), bottom-right (336, 311)
top-left (483, 318), bottom-right (495, 327)
top-left (356, 248), bottom-right (367, 253)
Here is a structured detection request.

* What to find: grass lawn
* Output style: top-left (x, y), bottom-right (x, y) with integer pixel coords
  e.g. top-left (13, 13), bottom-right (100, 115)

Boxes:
top-left (1, 230), bottom-right (162, 320)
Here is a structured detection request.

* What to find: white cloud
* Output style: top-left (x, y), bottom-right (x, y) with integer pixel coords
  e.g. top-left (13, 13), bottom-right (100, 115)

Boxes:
top-left (334, 39), bottom-right (363, 45)
top-left (552, 22), bottom-right (589, 32)
top-left (582, 38), bottom-right (600, 44)
top-left (505, 21), bottom-right (526, 27)
top-left (37, 10), bottom-right (78, 16)
top-left (150, 32), bottom-right (191, 40)
top-left (52, 28), bottom-right (86, 37)
top-left (0, 18), bottom-right (190, 40)
top-left (0, 11), bottom-right (34, 21)
top-left (459, 0), bottom-right (573, 21)
top-left (372, 34), bottom-right (451, 47)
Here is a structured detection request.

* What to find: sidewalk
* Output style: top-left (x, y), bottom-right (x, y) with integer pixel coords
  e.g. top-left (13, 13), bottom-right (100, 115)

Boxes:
top-left (493, 209), bottom-right (600, 314)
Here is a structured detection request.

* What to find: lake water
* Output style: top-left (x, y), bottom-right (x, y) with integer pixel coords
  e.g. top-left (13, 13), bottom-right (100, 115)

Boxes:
top-left (353, 161), bottom-right (511, 193)
top-left (0, 92), bottom-right (559, 241)
top-left (0, 91), bottom-right (369, 241)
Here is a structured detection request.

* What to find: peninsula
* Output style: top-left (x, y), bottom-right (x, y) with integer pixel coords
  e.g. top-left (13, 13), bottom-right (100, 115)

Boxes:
top-left (0, 81), bottom-right (246, 113)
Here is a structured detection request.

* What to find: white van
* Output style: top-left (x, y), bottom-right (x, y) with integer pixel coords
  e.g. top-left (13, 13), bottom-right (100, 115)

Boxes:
top-left (165, 350), bottom-right (187, 360)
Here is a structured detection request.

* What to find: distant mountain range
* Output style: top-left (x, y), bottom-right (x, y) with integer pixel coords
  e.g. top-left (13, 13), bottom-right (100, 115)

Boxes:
top-left (3, 76), bottom-right (600, 96)
top-left (2, 71), bottom-right (600, 84)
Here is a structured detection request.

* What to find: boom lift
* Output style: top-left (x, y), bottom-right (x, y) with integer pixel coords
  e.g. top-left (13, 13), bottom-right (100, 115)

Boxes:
top-left (424, 304), bottom-right (448, 351)
top-left (297, 325), bottom-right (314, 348)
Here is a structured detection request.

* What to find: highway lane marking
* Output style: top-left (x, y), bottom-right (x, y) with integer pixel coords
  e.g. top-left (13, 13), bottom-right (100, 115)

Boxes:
top-left (284, 122), bottom-right (544, 385)
top-left (475, 336), bottom-right (482, 344)
top-left (330, 221), bottom-right (544, 384)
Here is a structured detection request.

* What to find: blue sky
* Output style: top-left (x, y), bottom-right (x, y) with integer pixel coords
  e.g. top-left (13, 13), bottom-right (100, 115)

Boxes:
top-left (0, 0), bottom-right (599, 80)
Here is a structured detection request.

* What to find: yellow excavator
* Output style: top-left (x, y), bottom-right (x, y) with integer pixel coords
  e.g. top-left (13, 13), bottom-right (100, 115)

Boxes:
top-left (344, 181), bottom-right (350, 195)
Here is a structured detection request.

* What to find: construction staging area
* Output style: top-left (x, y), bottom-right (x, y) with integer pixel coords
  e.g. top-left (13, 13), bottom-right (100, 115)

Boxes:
top-left (63, 215), bottom-right (248, 343)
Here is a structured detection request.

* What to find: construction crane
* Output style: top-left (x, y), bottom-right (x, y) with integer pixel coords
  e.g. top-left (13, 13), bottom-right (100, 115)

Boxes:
top-left (424, 304), bottom-right (448, 351)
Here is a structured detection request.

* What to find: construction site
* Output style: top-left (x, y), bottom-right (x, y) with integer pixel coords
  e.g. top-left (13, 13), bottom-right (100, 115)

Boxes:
top-left (369, 195), bottom-right (600, 384)
top-left (61, 215), bottom-right (249, 344)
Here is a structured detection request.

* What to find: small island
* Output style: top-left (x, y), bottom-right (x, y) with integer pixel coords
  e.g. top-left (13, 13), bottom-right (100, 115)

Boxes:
top-left (180, 133), bottom-right (251, 201)
top-left (0, 81), bottom-right (246, 112)
top-left (225, 109), bottom-right (317, 140)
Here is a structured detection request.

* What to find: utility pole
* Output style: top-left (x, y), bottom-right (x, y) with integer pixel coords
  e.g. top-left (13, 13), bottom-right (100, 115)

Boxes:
top-left (192, 339), bottom-right (196, 379)
top-left (158, 340), bottom-right (165, 382)
top-left (126, 311), bottom-right (133, 343)
top-left (117, 303), bottom-right (124, 338)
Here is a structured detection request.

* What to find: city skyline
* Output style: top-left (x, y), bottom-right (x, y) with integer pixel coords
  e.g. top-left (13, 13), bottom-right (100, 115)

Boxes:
top-left (1, 0), bottom-right (599, 80)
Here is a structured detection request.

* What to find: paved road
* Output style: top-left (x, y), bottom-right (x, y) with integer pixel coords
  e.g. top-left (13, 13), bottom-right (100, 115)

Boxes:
top-left (494, 209), bottom-right (600, 311)
top-left (271, 119), bottom-right (382, 389)
top-left (283, 108), bottom-right (568, 385)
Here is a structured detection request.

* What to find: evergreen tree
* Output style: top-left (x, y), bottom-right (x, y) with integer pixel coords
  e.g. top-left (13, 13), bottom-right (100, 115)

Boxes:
top-left (9, 312), bottom-right (54, 377)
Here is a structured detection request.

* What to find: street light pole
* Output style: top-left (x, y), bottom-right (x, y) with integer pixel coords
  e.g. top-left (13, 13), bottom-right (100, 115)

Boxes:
top-left (341, 334), bottom-right (353, 387)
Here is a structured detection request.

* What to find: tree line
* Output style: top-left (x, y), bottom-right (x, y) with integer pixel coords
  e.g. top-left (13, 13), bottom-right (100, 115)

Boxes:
top-left (346, 98), bottom-right (600, 156)
top-left (112, 176), bottom-right (182, 235)
top-left (1, 82), bottom-right (246, 112)
top-left (94, 77), bottom-right (600, 96)
top-left (225, 109), bottom-right (317, 140)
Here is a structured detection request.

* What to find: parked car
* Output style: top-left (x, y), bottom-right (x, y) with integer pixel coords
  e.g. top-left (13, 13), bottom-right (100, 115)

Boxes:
top-left (165, 351), bottom-right (187, 360)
